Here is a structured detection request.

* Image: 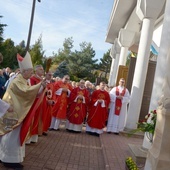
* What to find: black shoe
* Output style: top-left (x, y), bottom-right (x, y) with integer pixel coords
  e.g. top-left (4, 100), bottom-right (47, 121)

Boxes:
top-left (42, 132), bottom-right (48, 136)
top-left (49, 128), bottom-right (54, 131)
top-left (87, 132), bottom-right (99, 137)
top-left (53, 128), bottom-right (60, 131)
top-left (93, 132), bottom-right (100, 137)
top-left (72, 130), bottom-right (81, 133)
top-left (49, 128), bottom-right (59, 131)
top-left (66, 129), bottom-right (72, 132)
top-left (107, 132), bottom-right (111, 134)
top-left (113, 132), bottom-right (119, 135)
top-left (86, 131), bottom-right (91, 134)
top-left (3, 162), bottom-right (24, 168)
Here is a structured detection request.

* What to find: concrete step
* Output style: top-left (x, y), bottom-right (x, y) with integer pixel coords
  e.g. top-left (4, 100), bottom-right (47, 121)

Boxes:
top-left (128, 144), bottom-right (148, 170)
top-left (120, 129), bottom-right (144, 139)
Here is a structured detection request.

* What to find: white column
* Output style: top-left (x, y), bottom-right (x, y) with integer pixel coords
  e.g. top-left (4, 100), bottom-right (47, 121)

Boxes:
top-left (108, 47), bottom-right (116, 87)
top-left (125, 18), bottom-right (155, 129)
top-left (108, 55), bottom-right (120, 87)
top-left (108, 39), bottom-right (121, 87)
top-left (149, 13), bottom-right (170, 111)
top-left (111, 54), bottom-right (120, 86)
top-left (108, 57), bottom-right (115, 86)
top-left (144, 0), bottom-right (170, 169)
top-left (118, 47), bottom-right (128, 66)
top-left (142, 1), bottom-right (167, 149)
top-left (118, 29), bottom-right (136, 66)
top-left (142, 15), bottom-right (169, 148)
top-left (125, 0), bottom-right (166, 130)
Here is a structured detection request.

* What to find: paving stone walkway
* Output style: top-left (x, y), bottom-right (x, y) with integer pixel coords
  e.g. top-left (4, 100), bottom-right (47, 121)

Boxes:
top-left (0, 125), bottom-right (143, 170)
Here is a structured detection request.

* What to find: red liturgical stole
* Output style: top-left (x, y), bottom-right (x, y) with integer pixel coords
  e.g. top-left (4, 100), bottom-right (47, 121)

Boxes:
top-left (115, 87), bottom-right (126, 116)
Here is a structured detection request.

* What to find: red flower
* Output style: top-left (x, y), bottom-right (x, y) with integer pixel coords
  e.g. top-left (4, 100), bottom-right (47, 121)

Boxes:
top-left (153, 110), bottom-right (157, 114)
top-left (132, 109), bottom-right (157, 139)
top-left (138, 120), bottom-right (143, 123)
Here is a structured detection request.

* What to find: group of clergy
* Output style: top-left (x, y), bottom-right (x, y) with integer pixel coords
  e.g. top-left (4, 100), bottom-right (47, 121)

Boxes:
top-left (47, 75), bottom-right (130, 137)
top-left (0, 51), bottom-right (130, 169)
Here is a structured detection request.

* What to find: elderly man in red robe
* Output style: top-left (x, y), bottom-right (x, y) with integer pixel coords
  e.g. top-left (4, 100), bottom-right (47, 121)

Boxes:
top-left (49, 75), bottom-right (72, 131)
top-left (66, 79), bottom-right (89, 133)
top-left (26, 65), bottom-right (45, 144)
top-left (86, 81), bottom-right (110, 136)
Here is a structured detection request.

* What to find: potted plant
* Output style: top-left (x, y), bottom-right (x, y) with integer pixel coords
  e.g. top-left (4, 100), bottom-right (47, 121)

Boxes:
top-left (130, 110), bottom-right (157, 142)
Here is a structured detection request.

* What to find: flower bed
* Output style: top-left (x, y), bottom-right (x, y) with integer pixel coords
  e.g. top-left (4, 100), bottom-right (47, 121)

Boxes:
top-left (125, 157), bottom-right (139, 170)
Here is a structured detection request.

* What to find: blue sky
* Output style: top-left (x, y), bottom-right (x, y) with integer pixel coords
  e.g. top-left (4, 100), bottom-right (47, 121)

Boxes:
top-left (1, 0), bottom-right (114, 61)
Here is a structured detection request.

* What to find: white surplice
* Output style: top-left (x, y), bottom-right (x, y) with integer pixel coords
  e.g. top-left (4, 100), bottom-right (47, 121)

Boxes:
top-left (107, 86), bottom-right (130, 133)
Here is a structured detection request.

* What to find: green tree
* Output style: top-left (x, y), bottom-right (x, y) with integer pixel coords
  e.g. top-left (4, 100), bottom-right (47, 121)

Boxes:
top-left (53, 60), bottom-right (69, 78)
top-left (0, 15), bottom-right (7, 50)
top-left (53, 37), bottom-right (74, 64)
top-left (19, 40), bottom-right (26, 48)
top-left (15, 40), bottom-right (26, 57)
top-left (1, 39), bottom-right (18, 69)
top-left (98, 49), bottom-right (112, 80)
top-left (30, 35), bottom-right (45, 66)
top-left (68, 42), bottom-right (98, 81)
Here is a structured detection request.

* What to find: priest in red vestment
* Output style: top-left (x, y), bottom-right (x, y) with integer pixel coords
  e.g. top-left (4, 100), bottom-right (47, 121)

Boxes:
top-left (26, 65), bottom-right (45, 144)
top-left (66, 79), bottom-right (89, 133)
top-left (107, 78), bottom-right (130, 134)
top-left (49, 75), bottom-right (73, 130)
top-left (42, 71), bottom-right (55, 135)
top-left (86, 82), bottom-right (110, 136)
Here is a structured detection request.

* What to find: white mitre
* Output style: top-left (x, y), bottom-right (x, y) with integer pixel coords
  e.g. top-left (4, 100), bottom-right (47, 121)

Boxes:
top-left (17, 52), bottom-right (33, 71)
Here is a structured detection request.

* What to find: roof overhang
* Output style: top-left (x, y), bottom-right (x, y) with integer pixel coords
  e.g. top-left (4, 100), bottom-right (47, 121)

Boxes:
top-left (105, 0), bottom-right (165, 48)
top-left (105, 0), bottom-right (137, 44)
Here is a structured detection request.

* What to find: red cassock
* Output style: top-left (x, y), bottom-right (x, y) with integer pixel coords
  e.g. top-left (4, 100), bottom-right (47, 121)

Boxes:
top-left (67, 87), bottom-right (89, 124)
top-left (42, 82), bottom-right (55, 132)
top-left (29, 75), bottom-right (44, 135)
top-left (87, 90), bottom-right (110, 129)
top-left (52, 80), bottom-right (73, 119)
